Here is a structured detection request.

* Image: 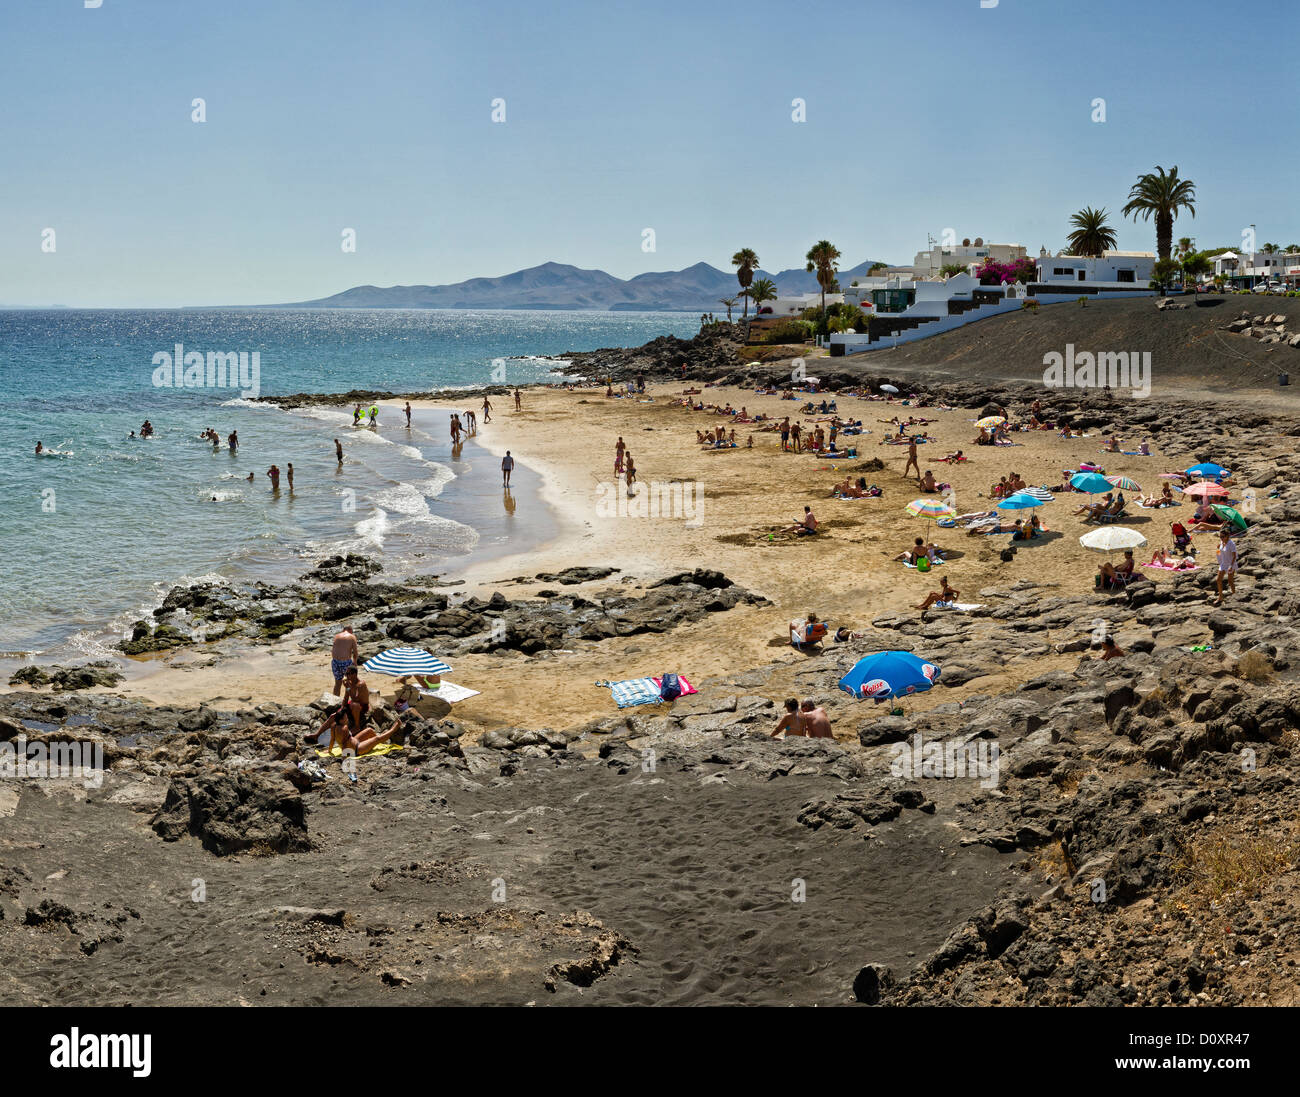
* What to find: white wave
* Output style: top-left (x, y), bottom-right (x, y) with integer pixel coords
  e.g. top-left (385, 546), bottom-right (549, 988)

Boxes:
top-left (219, 397), bottom-right (271, 410)
top-left (208, 490), bottom-right (243, 502)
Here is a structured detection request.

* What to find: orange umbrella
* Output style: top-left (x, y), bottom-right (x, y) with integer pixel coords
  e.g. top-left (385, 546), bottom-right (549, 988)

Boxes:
top-left (1182, 482), bottom-right (1227, 499)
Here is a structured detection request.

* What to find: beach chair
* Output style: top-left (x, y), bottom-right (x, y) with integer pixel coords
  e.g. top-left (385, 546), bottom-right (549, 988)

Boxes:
top-left (1096, 503), bottom-right (1128, 523)
top-left (791, 621), bottom-right (829, 651)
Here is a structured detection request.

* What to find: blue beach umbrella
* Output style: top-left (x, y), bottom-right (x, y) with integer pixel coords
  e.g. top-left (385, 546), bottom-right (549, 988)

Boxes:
top-left (998, 491), bottom-right (1045, 511)
top-left (1186, 462), bottom-right (1229, 480)
top-left (1070, 472), bottom-right (1113, 494)
top-left (839, 651), bottom-right (941, 702)
top-left (362, 646), bottom-right (452, 677)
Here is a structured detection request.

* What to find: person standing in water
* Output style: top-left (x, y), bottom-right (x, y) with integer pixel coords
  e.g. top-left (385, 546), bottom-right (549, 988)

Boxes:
top-left (450, 415), bottom-right (462, 446)
top-left (228, 430), bottom-right (238, 453)
top-left (404, 401), bottom-right (412, 428)
top-left (482, 396), bottom-right (492, 424)
top-left (368, 406), bottom-right (378, 426)
top-left (267, 464), bottom-right (281, 492)
top-left (353, 405), bottom-right (362, 426)
top-left (334, 438), bottom-right (343, 465)
top-left (501, 450), bottom-right (514, 487)
top-left (286, 463), bottom-right (295, 493)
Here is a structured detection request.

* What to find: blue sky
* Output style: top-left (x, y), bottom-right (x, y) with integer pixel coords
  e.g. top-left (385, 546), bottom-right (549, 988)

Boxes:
top-left (1, 0), bottom-right (1295, 306)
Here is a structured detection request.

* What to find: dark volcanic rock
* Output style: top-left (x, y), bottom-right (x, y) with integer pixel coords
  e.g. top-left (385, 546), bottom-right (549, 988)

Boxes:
top-left (151, 771), bottom-right (312, 855)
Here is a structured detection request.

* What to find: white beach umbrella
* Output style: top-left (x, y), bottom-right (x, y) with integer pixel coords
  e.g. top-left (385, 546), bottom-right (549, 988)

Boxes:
top-left (1079, 527), bottom-right (1147, 554)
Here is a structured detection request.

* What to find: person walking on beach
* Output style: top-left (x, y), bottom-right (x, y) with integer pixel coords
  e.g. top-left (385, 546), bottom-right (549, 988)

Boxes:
top-left (335, 438), bottom-right (343, 465)
top-left (450, 414), bottom-right (462, 446)
top-left (228, 430), bottom-right (238, 453)
top-left (1215, 527), bottom-right (1238, 604)
top-left (615, 436), bottom-right (626, 476)
top-left (286, 463), bottom-right (295, 493)
top-left (513, 388), bottom-right (522, 411)
top-left (353, 405), bottom-right (362, 426)
top-left (330, 625), bottom-right (360, 696)
top-left (624, 452), bottom-right (636, 494)
top-left (904, 436), bottom-right (920, 480)
top-left (482, 396), bottom-right (492, 424)
top-left (404, 401), bottom-right (412, 428)
top-left (501, 450), bottom-right (515, 487)
top-left (267, 464), bottom-right (281, 492)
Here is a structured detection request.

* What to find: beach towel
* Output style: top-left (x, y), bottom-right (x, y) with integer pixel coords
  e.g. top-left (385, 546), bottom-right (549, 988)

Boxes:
top-left (1143, 561), bottom-right (1200, 572)
top-left (598, 676), bottom-right (696, 708)
top-left (903, 557), bottom-right (945, 567)
top-left (1135, 500), bottom-right (1178, 509)
top-left (418, 681), bottom-right (480, 704)
top-left (316, 742), bottom-right (404, 759)
top-left (1121, 451), bottom-right (1148, 456)
top-left (934, 602), bottom-right (985, 612)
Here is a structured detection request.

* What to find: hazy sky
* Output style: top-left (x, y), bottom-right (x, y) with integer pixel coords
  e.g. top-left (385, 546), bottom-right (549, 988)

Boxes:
top-left (2, 0), bottom-right (1295, 306)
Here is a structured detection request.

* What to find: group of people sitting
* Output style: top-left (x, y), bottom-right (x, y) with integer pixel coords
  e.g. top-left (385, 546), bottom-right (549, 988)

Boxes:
top-left (1096, 550), bottom-right (1137, 591)
top-left (989, 471), bottom-right (1029, 498)
top-left (309, 663), bottom-right (419, 757)
top-left (831, 476), bottom-right (883, 499)
top-left (896, 536), bottom-right (946, 565)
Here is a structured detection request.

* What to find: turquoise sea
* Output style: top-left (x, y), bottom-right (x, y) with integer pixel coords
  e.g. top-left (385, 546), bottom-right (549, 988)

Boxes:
top-left (0, 308), bottom-right (696, 659)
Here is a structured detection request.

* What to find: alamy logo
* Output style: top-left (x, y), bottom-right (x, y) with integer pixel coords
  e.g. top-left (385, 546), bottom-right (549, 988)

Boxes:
top-left (0, 736), bottom-right (104, 789)
top-left (595, 480), bottom-right (703, 525)
top-left (889, 733), bottom-right (1000, 789)
top-left (151, 344), bottom-right (260, 399)
top-left (50, 1029), bottom-right (151, 1077)
top-left (1042, 344), bottom-right (1150, 398)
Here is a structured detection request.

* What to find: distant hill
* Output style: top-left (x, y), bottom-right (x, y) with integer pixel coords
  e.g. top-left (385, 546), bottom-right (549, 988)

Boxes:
top-left (265, 259), bottom-right (885, 312)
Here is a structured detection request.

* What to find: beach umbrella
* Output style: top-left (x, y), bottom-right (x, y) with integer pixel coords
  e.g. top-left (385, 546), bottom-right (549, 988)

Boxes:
top-left (1186, 462), bottom-right (1229, 479)
top-left (905, 499), bottom-right (954, 521)
top-left (1106, 475), bottom-right (1142, 492)
top-left (879, 384), bottom-right (900, 394)
top-left (1070, 472), bottom-right (1113, 494)
top-left (1159, 472), bottom-right (1187, 481)
top-left (1182, 481), bottom-right (1228, 499)
top-left (1211, 504), bottom-right (1247, 530)
top-left (1080, 527), bottom-right (1147, 554)
top-left (998, 491), bottom-right (1044, 511)
top-left (362, 646), bottom-right (452, 677)
top-left (839, 651), bottom-right (941, 702)
top-left (975, 416), bottom-right (1006, 429)
top-left (1020, 487), bottom-right (1054, 502)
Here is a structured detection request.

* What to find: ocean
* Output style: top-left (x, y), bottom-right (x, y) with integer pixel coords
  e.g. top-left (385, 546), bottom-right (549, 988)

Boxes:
top-left (0, 308), bottom-right (697, 660)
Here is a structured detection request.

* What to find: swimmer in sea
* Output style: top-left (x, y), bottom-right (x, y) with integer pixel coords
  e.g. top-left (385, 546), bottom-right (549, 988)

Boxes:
top-left (35, 441), bottom-right (44, 455)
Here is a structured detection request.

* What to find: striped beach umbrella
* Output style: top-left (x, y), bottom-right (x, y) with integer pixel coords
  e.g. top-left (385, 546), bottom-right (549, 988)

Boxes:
top-left (1106, 475), bottom-right (1142, 492)
top-left (1182, 482), bottom-right (1228, 499)
top-left (361, 646), bottom-right (452, 677)
top-left (1020, 487), bottom-right (1054, 502)
top-left (905, 499), bottom-right (954, 519)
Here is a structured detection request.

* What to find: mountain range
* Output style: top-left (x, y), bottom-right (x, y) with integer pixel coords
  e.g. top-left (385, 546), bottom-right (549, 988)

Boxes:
top-left (265, 260), bottom-right (886, 312)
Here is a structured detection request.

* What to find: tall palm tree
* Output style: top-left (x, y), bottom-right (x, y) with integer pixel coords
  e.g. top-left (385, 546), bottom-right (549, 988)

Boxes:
top-left (731, 249), bottom-right (759, 317)
top-left (804, 240), bottom-right (841, 313)
top-left (719, 297), bottom-right (738, 322)
top-left (1121, 165), bottom-right (1196, 261)
top-left (749, 278), bottom-right (777, 314)
top-left (1066, 207), bottom-right (1118, 258)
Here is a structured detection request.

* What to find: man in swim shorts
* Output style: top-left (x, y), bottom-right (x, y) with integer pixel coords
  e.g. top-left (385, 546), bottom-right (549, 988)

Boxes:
top-left (330, 624), bottom-right (360, 696)
top-left (798, 699), bottom-right (833, 739)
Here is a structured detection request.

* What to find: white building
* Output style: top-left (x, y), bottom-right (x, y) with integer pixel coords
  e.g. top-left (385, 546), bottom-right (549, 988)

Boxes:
top-left (1218, 250), bottom-right (1300, 287)
top-left (1033, 250), bottom-right (1155, 291)
top-left (760, 291), bottom-right (844, 317)
top-left (912, 241), bottom-right (1027, 278)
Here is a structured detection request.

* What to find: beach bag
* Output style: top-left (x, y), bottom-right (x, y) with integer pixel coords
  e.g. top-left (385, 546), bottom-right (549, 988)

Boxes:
top-left (659, 674), bottom-right (683, 702)
top-left (916, 556), bottom-right (931, 572)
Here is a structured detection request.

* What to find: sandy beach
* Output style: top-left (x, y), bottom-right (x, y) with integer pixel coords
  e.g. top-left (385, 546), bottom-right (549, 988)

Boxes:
top-left (86, 375), bottom-right (1243, 737)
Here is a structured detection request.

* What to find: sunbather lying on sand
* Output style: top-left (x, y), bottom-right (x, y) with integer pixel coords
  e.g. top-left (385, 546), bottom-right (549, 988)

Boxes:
top-left (967, 518), bottom-right (1023, 536)
top-left (344, 710), bottom-right (412, 756)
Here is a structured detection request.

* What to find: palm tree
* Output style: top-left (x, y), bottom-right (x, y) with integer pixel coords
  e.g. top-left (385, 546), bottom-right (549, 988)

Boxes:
top-left (1175, 236), bottom-right (1194, 260)
top-left (749, 278), bottom-right (777, 315)
top-left (868, 261), bottom-right (888, 274)
top-left (719, 297), bottom-right (738, 322)
top-left (1182, 252), bottom-right (1212, 289)
top-left (1121, 165), bottom-right (1196, 261)
top-left (731, 249), bottom-right (759, 317)
top-left (804, 239), bottom-right (842, 313)
top-left (1066, 207), bottom-right (1118, 258)
top-left (1261, 242), bottom-right (1280, 254)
